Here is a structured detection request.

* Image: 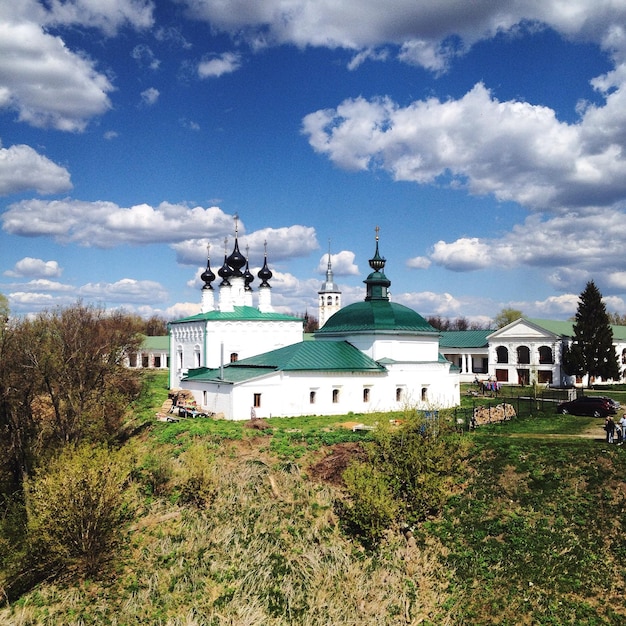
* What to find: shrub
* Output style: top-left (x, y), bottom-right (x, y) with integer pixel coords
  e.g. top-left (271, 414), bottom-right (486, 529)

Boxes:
top-left (174, 442), bottom-right (218, 508)
top-left (340, 414), bottom-right (462, 546)
top-left (340, 462), bottom-right (399, 547)
top-left (24, 444), bottom-right (132, 578)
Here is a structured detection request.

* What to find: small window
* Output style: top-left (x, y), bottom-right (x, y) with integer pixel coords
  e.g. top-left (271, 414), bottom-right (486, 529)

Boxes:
top-left (230, 352), bottom-right (239, 363)
top-left (177, 350), bottom-right (183, 369)
top-left (253, 393), bottom-right (261, 408)
top-left (495, 368), bottom-right (509, 382)
top-left (142, 355), bottom-right (149, 368)
top-left (154, 355), bottom-right (161, 368)
top-left (332, 389), bottom-right (340, 403)
top-left (421, 386), bottom-right (428, 402)
top-left (129, 353), bottom-right (138, 367)
top-left (363, 388), bottom-right (370, 403)
top-left (396, 387), bottom-right (403, 402)
top-left (310, 391), bottom-right (316, 404)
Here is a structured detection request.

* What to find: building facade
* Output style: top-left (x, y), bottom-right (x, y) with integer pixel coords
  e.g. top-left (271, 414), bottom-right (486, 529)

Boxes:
top-left (179, 233), bottom-right (460, 419)
top-left (169, 223), bottom-right (303, 389)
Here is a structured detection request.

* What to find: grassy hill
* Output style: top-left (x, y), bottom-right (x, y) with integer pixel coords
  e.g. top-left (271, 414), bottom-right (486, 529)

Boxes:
top-left (2, 372), bottom-right (626, 625)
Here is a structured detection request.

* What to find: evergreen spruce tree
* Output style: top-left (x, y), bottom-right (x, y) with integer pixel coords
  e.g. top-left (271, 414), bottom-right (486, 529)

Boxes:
top-left (565, 281), bottom-right (619, 386)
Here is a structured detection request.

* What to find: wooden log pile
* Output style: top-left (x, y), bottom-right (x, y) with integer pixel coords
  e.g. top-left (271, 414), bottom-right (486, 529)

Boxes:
top-left (473, 403), bottom-right (516, 427)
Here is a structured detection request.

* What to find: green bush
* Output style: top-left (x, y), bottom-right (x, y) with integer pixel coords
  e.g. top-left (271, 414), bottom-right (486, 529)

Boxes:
top-left (340, 462), bottom-right (399, 547)
top-left (174, 442), bottom-right (217, 508)
top-left (24, 444), bottom-right (132, 578)
top-left (340, 414), bottom-right (463, 546)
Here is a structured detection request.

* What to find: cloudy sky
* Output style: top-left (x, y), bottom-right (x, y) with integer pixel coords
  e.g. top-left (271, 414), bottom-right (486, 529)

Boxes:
top-left (2, 0), bottom-right (626, 324)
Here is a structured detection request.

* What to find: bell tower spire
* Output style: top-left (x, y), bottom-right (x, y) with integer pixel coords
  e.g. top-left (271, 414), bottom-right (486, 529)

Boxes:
top-left (318, 239), bottom-right (342, 328)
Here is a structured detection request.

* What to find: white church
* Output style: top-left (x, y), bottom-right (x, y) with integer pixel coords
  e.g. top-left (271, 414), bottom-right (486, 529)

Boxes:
top-left (169, 225), bottom-right (460, 419)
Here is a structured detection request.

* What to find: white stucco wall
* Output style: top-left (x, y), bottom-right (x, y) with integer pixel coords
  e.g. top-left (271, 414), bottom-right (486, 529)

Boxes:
top-left (181, 361), bottom-right (460, 420)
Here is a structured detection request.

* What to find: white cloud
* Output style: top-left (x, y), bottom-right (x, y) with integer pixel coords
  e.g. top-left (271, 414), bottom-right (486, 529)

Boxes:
top-left (395, 290), bottom-right (463, 316)
top-left (0, 7), bottom-right (113, 131)
top-left (6, 276), bottom-right (169, 315)
top-left (198, 52), bottom-right (242, 78)
top-left (316, 250), bottom-right (359, 276)
top-left (173, 224), bottom-right (319, 266)
top-left (42, 0), bottom-right (154, 36)
top-left (180, 1), bottom-right (626, 68)
top-left (302, 83), bottom-right (626, 212)
top-left (132, 44), bottom-right (160, 70)
top-left (140, 87), bottom-right (160, 106)
top-left (406, 256), bottom-right (431, 270)
top-left (347, 48), bottom-right (389, 71)
top-left (79, 278), bottom-right (168, 304)
top-left (1, 200), bottom-right (236, 248)
top-left (104, 130), bottom-right (119, 140)
top-left (4, 257), bottom-right (62, 278)
top-left (0, 142), bottom-right (72, 195)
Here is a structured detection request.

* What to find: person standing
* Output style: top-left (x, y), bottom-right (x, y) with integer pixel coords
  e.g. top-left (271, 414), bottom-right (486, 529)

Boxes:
top-left (619, 413), bottom-right (626, 444)
top-left (605, 415), bottom-right (616, 444)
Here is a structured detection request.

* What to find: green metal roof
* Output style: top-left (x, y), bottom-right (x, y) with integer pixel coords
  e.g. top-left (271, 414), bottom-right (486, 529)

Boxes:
top-left (170, 305), bottom-right (303, 325)
top-left (439, 329), bottom-right (491, 349)
top-left (315, 300), bottom-right (437, 335)
top-left (140, 335), bottom-right (169, 350)
top-left (182, 340), bottom-right (386, 384)
top-left (525, 318), bottom-right (574, 337)
top-left (510, 318), bottom-right (626, 341)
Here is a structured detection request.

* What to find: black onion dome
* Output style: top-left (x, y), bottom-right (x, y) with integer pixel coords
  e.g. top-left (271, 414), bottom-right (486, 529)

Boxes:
top-left (201, 256), bottom-right (215, 289)
top-left (218, 254), bottom-right (232, 286)
top-left (258, 256), bottom-right (272, 287)
top-left (243, 258), bottom-right (254, 290)
top-left (227, 238), bottom-right (246, 277)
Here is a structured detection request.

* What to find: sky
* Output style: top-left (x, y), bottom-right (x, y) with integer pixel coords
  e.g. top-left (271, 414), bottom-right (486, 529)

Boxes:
top-left (2, 0), bottom-right (626, 325)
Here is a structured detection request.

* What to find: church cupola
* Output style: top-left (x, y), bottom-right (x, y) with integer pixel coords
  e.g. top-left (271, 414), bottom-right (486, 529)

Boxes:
top-left (243, 246), bottom-right (254, 291)
top-left (200, 243), bottom-right (216, 290)
top-left (226, 215), bottom-right (246, 278)
top-left (218, 237), bottom-right (232, 287)
top-left (200, 243), bottom-right (216, 313)
top-left (318, 240), bottom-right (342, 328)
top-left (257, 241), bottom-right (273, 287)
top-left (364, 227), bottom-right (391, 301)
top-left (257, 240), bottom-right (274, 312)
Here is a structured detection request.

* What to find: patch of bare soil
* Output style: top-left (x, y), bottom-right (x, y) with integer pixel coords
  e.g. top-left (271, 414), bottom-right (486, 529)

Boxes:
top-left (307, 442), bottom-right (367, 486)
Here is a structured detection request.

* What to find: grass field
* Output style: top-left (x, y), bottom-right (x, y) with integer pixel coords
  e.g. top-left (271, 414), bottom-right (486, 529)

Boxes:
top-left (2, 373), bottom-right (626, 625)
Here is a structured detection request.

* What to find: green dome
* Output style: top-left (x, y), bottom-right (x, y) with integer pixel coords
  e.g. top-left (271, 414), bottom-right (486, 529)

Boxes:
top-left (316, 299), bottom-right (437, 335)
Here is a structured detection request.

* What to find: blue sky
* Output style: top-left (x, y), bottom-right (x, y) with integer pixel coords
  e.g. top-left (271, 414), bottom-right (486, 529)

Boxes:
top-left (2, 1), bottom-right (626, 324)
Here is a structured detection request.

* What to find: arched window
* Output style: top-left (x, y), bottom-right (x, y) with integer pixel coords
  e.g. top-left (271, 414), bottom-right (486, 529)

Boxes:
top-left (363, 388), bottom-right (370, 402)
top-left (194, 345), bottom-right (201, 368)
top-left (496, 346), bottom-right (509, 363)
top-left (421, 386), bottom-right (428, 402)
top-left (230, 352), bottom-right (238, 363)
top-left (396, 387), bottom-right (403, 402)
top-left (538, 346), bottom-right (553, 364)
top-left (310, 391), bottom-right (316, 404)
top-left (332, 389), bottom-right (340, 403)
top-left (517, 346), bottom-right (530, 364)
top-left (327, 295), bottom-right (333, 304)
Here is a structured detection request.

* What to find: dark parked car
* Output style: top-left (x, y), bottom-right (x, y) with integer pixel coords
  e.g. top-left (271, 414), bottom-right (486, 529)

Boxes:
top-left (557, 396), bottom-right (618, 417)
